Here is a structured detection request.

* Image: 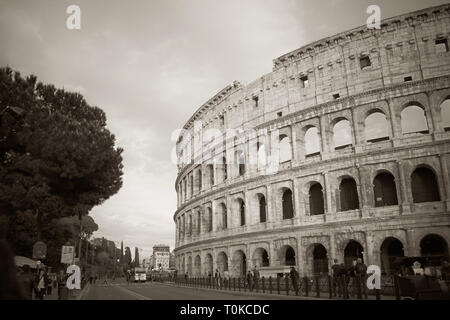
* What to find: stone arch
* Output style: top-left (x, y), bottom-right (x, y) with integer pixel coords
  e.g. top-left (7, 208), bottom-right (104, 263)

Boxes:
top-left (216, 202), bottom-right (227, 230)
top-left (204, 253), bottom-right (213, 276)
top-left (308, 182), bottom-right (325, 215)
top-left (233, 197), bottom-right (246, 227)
top-left (411, 166), bottom-right (441, 203)
top-left (420, 234), bottom-right (449, 262)
top-left (193, 255), bottom-right (201, 276)
top-left (281, 187), bottom-right (294, 219)
top-left (401, 103), bottom-right (429, 135)
top-left (304, 126), bottom-right (321, 156)
top-left (305, 244), bottom-right (329, 275)
top-left (364, 109), bottom-right (390, 143)
top-left (279, 245), bottom-right (296, 266)
top-left (252, 247), bottom-right (270, 267)
top-left (332, 117), bottom-right (353, 150)
top-left (232, 250), bottom-right (247, 277)
top-left (343, 240), bottom-right (364, 267)
top-left (256, 193), bottom-right (267, 223)
top-left (380, 237), bottom-right (405, 275)
top-left (440, 97), bottom-right (450, 131)
top-left (338, 176), bottom-right (360, 211)
top-left (187, 256), bottom-right (193, 276)
top-left (373, 171), bottom-right (398, 207)
top-left (279, 134), bottom-right (292, 163)
top-left (206, 206), bottom-right (213, 232)
top-left (216, 251), bottom-right (229, 272)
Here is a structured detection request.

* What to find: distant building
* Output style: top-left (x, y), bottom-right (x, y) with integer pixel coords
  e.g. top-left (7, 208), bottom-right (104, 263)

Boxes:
top-left (169, 250), bottom-right (175, 269)
top-left (152, 245), bottom-right (170, 271)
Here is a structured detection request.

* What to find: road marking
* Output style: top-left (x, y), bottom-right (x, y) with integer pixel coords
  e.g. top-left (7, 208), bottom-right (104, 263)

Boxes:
top-left (115, 285), bottom-right (152, 300)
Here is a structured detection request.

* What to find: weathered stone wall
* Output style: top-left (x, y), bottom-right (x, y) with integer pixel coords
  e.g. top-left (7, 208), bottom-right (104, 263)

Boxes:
top-left (174, 4), bottom-right (450, 277)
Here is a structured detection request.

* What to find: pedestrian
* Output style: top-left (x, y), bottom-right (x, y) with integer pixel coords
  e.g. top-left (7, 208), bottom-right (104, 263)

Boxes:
top-left (17, 264), bottom-right (35, 300)
top-left (441, 261), bottom-right (450, 281)
top-left (252, 267), bottom-right (260, 290)
top-left (331, 259), bottom-right (341, 297)
top-left (0, 240), bottom-right (26, 300)
top-left (223, 270), bottom-right (230, 288)
top-left (103, 274), bottom-right (108, 285)
top-left (347, 260), bottom-right (357, 298)
top-left (289, 266), bottom-right (299, 294)
top-left (57, 270), bottom-right (69, 300)
top-left (214, 269), bottom-right (222, 288)
top-left (355, 258), bottom-right (368, 299)
top-left (35, 269), bottom-right (48, 300)
top-left (246, 270), bottom-right (253, 290)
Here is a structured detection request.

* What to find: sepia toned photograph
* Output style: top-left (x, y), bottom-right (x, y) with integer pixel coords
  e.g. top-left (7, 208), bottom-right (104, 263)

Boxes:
top-left (0, 0), bottom-right (449, 315)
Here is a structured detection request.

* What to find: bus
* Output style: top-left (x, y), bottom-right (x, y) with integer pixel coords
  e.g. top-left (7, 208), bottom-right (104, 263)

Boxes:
top-left (133, 267), bottom-right (147, 282)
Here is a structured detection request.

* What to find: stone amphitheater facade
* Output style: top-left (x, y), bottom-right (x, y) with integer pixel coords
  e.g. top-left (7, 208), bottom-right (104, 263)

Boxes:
top-left (173, 4), bottom-right (450, 278)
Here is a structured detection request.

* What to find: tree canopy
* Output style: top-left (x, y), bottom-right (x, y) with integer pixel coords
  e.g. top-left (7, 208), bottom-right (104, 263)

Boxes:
top-left (0, 67), bottom-right (123, 264)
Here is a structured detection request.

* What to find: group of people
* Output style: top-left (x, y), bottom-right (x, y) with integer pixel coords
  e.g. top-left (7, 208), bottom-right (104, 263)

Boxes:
top-left (331, 258), bottom-right (368, 298)
top-left (0, 240), bottom-right (70, 300)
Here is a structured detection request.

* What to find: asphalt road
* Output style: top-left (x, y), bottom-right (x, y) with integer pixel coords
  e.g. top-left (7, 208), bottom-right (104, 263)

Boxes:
top-left (81, 280), bottom-right (303, 300)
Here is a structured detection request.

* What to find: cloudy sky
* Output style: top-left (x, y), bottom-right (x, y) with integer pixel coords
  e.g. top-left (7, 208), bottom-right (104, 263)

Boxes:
top-left (0, 0), bottom-right (444, 259)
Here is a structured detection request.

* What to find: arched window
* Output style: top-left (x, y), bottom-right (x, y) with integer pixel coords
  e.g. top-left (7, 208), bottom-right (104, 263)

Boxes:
top-left (282, 189), bottom-right (294, 219)
top-left (304, 127), bottom-right (321, 156)
top-left (440, 98), bottom-right (450, 131)
top-left (380, 237), bottom-right (404, 275)
top-left (420, 234), bottom-right (449, 260)
top-left (312, 244), bottom-right (329, 274)
top-left (279, 135), bottom-right (292, 163)
top-left (344, 240), bottom-right (364, 267)
top-left (373, 172), bottom-right (398, 207)
top-left (309, 183), bottom-right (325, 215)
top-left (284, 246), bottom-right (296, 266)
top-left (365, 111), bottom-right (389, 143)
top-left (333, 119), bottom-right (352, 150)
top-left (339, 178), bottom-right (359, 211)
top-left (411, 167), bottom-right (440, 203)
top-left (190, 175), bottom-right (194, 196)
top-left (401, 105), bottom-right (429, 135)
top-left (259, 194), bottom-right (267, 223)
top-left (217, 252), bottom-right (228, 272)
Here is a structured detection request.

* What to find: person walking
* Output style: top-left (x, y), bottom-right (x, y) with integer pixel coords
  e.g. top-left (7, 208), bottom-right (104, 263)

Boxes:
top-left (57, 270), bottom-right (69, 300)
top-left (214, 269), bottom-right (222, 288)
top-left (252, 267), bottom-right (260, 291)
top-left (331, 259), bottom-right (341, 297)
top-left (289, 266), bottom-right (299, 294)
top-left (17, 265), bottom-right (35, 300)
top-left (35, 269), bottom-right (48, 300)
top-left (347, 260), bottom-right (357, 298)
top-left (0, 240), bottom-right (26, 300)
top-left (246, 270), bottom-right (253, 290)
top-left (355, 258), bottom-right (368, 299)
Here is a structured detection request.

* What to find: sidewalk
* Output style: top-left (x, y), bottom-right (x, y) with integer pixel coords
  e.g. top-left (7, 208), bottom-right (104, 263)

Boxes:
top-left (156, 281), bottom-right (397, 300)
top-left (37, 284), bottom-right (90, 300)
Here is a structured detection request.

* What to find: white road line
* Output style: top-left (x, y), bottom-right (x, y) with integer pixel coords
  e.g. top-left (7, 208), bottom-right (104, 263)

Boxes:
top-left (115, 285), bottom-right (153, 300)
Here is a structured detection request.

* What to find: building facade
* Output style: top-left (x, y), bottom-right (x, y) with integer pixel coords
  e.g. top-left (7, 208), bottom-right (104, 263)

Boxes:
top-left (174, 5), bottom-right (450, 278)
top-left (152, 245), bottom-right (171, 271)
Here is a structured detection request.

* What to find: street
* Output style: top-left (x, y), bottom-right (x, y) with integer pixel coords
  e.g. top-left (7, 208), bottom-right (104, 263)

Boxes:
top-left (81, 279), bottom-right (305, 300)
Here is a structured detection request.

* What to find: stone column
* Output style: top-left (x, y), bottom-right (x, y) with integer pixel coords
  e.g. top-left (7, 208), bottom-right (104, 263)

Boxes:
top-left (397, 160), bottom-right (411, 214)
top-left (323, 171), bottom-right (333, 214)
top-left (293, 179), bottom-right (303, 223)
top-left (320, 114), bottom-right (331, 160)
top-left (439, 154), bottom-right (450, 210)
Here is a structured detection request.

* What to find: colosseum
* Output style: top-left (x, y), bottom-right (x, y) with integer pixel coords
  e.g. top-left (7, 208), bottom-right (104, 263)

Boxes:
top-left (173, 4), bottom-right (450, 279)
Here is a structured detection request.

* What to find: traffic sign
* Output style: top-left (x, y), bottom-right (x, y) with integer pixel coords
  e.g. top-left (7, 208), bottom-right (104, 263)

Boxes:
top-left (33, 241), bottom-right (47, 259)
top-left (61, 246), bottom-right (75, 264)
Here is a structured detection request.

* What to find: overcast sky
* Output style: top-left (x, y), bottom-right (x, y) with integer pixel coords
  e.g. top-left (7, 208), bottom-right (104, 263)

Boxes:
top-left (0, 0), bottom-right (444, 260)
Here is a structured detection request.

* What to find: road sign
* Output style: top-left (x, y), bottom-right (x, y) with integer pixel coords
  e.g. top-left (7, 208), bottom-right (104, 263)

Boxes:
top-left (33, 241), bottom-right (47, 259)
top-left (61, 246), bottom-right (75, 264)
